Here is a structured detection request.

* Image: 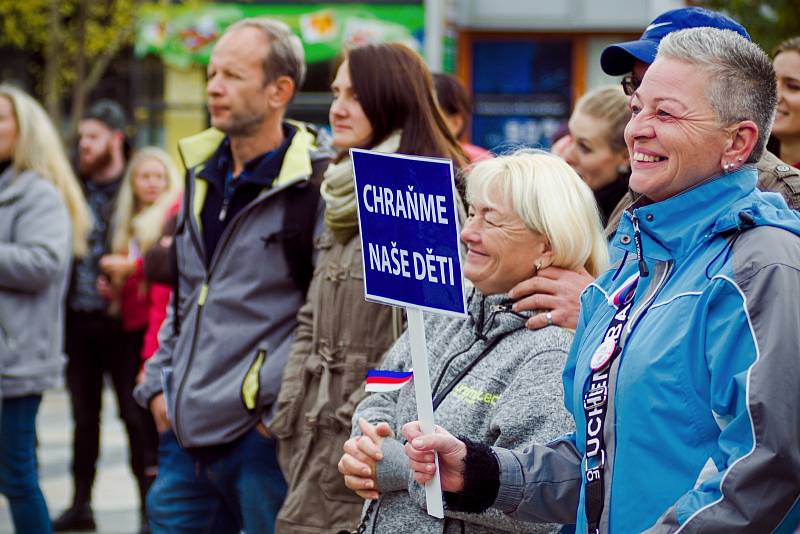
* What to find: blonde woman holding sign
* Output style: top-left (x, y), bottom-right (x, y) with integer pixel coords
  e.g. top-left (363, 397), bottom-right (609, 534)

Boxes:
top-left (337, 151), bottom-right (608, 534)
top-left (269, 42), bottom-right (467, 534)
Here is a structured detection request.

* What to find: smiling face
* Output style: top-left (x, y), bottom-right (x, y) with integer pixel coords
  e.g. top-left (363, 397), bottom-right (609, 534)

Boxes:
top-left (132, 157), bottom-right (169, 208)
top-left (329, 61), bottom-right (374, 150)
top-left (0, 96), bottom-right (18, 162)
top-left (624, 57), bottom-right (731, 201)
top-left (461, 182), bottom-right (549, 295)
top-left (564, 109), bottom-right (628, 191)
top-left (773, 50), bottom-right (800, 142)
top-left (207, 27), bottom-right (275, 136)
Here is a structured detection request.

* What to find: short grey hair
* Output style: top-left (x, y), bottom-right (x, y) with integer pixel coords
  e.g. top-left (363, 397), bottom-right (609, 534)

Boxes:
top-left (225, 18), bottom-right (306, 97)
top-left (657, 28), bottom-right (777, 163)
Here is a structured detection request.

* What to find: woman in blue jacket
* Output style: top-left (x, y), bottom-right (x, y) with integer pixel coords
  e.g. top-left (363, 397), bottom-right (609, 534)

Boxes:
top-left (403, 28), bottom-right (800, 533)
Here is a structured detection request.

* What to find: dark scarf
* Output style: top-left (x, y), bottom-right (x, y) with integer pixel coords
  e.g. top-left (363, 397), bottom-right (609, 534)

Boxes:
top-left (594, 172), bottom-right (630, 224)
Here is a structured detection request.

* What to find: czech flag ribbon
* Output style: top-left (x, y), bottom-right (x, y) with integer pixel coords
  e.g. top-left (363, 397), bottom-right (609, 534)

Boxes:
top-left (611, 272), bottom-right (640, 307)
top-left (365, 369), bottom-right (414, 393)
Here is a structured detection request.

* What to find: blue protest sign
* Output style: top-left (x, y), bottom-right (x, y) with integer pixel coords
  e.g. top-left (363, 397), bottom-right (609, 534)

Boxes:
top-left (352, 149), bottom-right (466, 317)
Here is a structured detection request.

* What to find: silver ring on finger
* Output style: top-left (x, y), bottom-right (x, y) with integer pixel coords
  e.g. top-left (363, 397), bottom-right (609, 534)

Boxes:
top-left (546, 311), bottom-right (553, 326)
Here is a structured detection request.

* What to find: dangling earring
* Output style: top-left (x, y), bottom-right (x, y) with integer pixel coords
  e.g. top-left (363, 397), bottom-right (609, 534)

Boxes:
top-left (535, 260), bottom-right (542, 275)
top-left (723, 162), bottom-right (735, 174)
top-left (617, 164), bottom-right (630, 175)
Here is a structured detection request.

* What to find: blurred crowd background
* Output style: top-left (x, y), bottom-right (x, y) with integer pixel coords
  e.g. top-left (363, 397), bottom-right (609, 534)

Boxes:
top-left (0, 0), bottom-right (796, 165)
top-left (1, 1), bottom-right (799, 533)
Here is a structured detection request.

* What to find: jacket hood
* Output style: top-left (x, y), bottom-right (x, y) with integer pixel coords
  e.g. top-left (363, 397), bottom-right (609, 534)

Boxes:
top-left (613, 165), bottom-right (800, 262)
top-left (177, 120), bottom-right (332, 188)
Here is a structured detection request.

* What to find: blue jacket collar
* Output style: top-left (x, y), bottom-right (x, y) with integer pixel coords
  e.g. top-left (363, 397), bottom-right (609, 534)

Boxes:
top-left (613, 165), bottom-right (758, 261)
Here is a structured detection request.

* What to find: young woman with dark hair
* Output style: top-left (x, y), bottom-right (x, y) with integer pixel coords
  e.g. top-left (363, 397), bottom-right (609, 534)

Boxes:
top-left (341, 44), bottom-right (468, 168)
top-left (269, 42), bottom-right (466, 534)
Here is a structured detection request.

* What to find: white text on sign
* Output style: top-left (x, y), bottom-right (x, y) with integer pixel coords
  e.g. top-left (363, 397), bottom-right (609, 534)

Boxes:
top-left (367, 243), bottom-right (456, 286)
top-left (362, 184), bottom-right (449, 224)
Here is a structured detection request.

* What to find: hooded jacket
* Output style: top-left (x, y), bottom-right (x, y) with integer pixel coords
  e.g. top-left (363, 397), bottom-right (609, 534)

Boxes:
top-left (354, 289), bottom-right (573, 534)
top-left (0, 166), bottom-right (71, 397)
top-left (483, 166), bottom-right (800, 533)
top-left (133, 123), bottom-right (331, 448)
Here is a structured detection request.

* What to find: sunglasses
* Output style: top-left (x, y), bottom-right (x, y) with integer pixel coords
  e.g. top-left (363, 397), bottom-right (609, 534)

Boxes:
top-left (621, 75), bottom-right (641, 96)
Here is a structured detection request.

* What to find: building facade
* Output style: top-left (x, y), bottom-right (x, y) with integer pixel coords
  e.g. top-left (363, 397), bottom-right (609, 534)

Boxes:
top-left (132, 0), bottom-right (684, 158)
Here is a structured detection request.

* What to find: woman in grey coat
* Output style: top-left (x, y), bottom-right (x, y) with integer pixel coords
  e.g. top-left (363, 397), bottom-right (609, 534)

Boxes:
top-left (338, 151), bottom-right (609, 533)
top-left (0, 84), bottom-right (91, 534)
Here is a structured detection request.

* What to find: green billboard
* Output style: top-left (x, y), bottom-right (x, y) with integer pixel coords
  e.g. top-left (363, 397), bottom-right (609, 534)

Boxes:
top-left (136, 3), bottom-right (425, 69)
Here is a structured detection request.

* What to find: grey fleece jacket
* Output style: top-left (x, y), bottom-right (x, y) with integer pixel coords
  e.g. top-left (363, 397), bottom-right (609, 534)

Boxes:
top-left (0, 166), bottom-right (71, 397)
top-left (352, 289), bottom-right (574, 534)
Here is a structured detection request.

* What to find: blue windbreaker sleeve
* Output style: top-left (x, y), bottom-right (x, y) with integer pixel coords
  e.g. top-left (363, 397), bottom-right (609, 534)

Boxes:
top-left (644, 256), bottom-right (800, 533)
top-left (490, 282), bottom-right (604, 524)
top-left (493, 435), bottom-right (582, 524)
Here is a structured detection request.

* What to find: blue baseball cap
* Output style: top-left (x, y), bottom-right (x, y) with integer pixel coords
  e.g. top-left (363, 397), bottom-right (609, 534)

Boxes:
top-left (600, 7), bottom-right (751, 76)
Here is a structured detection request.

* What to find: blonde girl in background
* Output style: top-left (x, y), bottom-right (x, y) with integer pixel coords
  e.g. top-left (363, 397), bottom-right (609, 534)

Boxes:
top-left (98, 146), bottom-right (182, 528)
top-left (561, 85), bottom-right (631, 227)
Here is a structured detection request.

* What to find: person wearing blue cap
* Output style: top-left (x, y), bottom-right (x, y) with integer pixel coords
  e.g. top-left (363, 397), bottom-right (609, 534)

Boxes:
top-left (600, 7), bottom-right (751, 87)
top-left (510, 6), bottom-right (800, 337)
top-left (404, 26), bottom-right (800, 533)
top-left (600, 6), bottom-right (800, 230)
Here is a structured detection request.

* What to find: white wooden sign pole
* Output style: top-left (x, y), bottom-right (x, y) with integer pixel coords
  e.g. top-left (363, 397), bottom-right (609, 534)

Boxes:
top-left (351, 149), bottom-right (463, 520)
top-left (406, 307), bottom-right (444, 518)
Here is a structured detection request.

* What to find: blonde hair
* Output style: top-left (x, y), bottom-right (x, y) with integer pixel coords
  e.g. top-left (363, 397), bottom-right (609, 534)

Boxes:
top-left (773, 36), bottom-right (800, 58)
top-left (0, 84), bottom-right (92, 257)
top-left (573, 85), bottom-right (630, 153)
top-left (466, 150), bottom-right (609, 277)
top-left (110, 147), bottom-right (182, 256)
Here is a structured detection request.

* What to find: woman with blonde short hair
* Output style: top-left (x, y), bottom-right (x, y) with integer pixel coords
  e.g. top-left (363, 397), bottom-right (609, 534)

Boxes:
top-left (338, 150), bottom-right (607, 534)
top-left (0, 83), bottom-right (91, 533)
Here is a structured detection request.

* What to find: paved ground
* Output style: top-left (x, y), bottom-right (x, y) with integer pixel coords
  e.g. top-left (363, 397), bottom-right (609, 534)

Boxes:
top-left (0, 387), bottom-right (140, 534)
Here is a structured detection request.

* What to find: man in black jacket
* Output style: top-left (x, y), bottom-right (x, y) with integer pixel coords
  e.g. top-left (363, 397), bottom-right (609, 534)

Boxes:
top-left (54, 101), bottom-right (155, 534)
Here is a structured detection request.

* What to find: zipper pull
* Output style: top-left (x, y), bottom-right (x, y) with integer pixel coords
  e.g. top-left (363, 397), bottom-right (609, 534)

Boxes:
top-left (631, 215), bottom-right (649, 278)
top-left (219, 198), bottom-right (229, 222)
top-left (198, 283), bottom-right (209, 307)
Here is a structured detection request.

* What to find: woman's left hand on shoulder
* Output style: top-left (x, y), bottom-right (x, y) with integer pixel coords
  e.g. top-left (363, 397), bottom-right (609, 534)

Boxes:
top-left (510, 265), bottom-right (593, 330)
